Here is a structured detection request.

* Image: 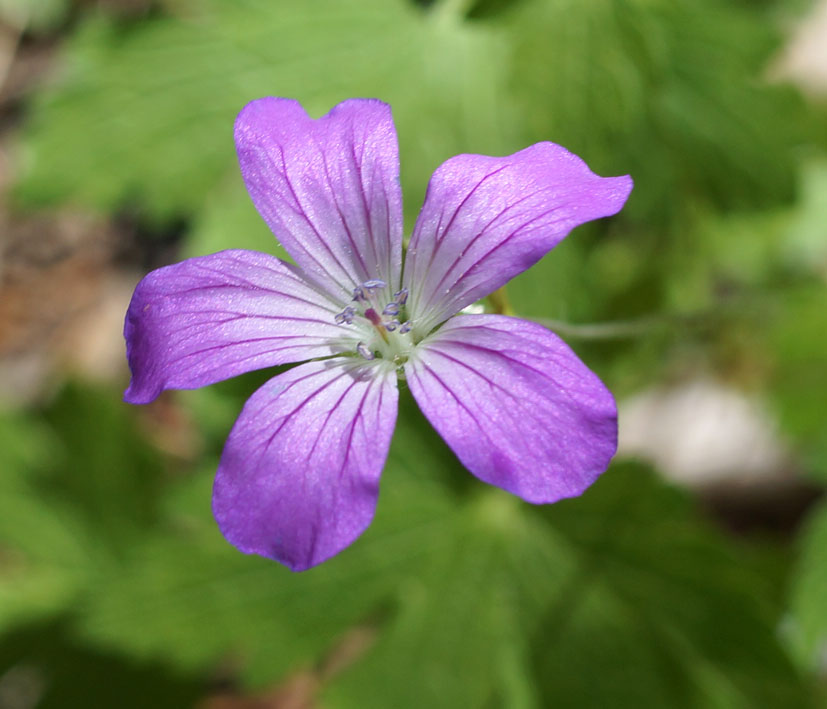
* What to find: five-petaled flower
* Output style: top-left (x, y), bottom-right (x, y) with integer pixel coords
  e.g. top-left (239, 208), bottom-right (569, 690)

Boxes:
top-left (124, 98), bottom-right (633, 571)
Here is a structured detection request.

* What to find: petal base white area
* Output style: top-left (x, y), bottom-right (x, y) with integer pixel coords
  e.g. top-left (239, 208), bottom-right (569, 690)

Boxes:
top-left (405, 315), bottom-right (617, 503)
top-left (212, 358), bottom-right (398, 572)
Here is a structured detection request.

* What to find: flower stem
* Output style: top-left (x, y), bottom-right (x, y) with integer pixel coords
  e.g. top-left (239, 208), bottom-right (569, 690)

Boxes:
top-left (488, 287), bottom-right (515, 316)
top-left (431, 0), bottom-right (476, 24)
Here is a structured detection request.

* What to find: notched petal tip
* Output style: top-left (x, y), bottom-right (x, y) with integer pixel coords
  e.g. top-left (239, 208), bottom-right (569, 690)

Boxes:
top-left (233, 96), bottom-right (304, 145)
top-left (233, 96), bottom-right (404, 302)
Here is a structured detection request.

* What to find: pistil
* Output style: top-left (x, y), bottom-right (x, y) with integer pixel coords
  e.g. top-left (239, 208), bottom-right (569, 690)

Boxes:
top-left (364, 307), bottom-right (389, 343)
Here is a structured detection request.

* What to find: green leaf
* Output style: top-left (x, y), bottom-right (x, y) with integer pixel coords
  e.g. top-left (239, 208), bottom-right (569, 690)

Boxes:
top-left (325, 490), bottom-right (574, 709)
top-left (69, 390), bottom-right (810, 707)
top-left (184, 179), bottom-right (290, 260)
top-left (76, 399), bottom-right (460, 687)
top-left (504, 0), bottom-right (807, 222)
top-left (0, 382), bottom-right (172, 634)
top-left (0, 411), bottom-right (91, 633)
top-left (785, 160), bottom-right (827, 273)
top-left (787, 500), bottom-right (827, 675)
top-left (41, 382), bottom-right (167, 547)
top-left (532, 463), bottom-right (810, 709)
top-left (766, 285), bottom-right (827, 480)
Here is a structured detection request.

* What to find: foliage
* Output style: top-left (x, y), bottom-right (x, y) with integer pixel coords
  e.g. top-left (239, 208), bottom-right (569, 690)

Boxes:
top-left (789, 501), bottom-right (827, 678)
top-left (2, 0), bottom-right (826, 705)
top-left (0, 392), bottom-right (815, 707)
top-left (0, 0), bottom-right (68, 31)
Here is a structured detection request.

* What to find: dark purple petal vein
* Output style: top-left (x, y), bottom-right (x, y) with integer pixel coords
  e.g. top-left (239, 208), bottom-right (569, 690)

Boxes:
top-left (212, 358), bottom-right (398, 572)
top-left (235, 98), bottom-right (404, 302)
top-left (124, 250), bottom-right (352, 404)
top-left (403, 143), bottom-right (632, 331)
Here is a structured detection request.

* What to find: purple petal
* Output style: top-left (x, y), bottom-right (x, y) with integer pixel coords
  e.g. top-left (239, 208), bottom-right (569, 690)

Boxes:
top-left (212, 358), bottom-right (398, 572)
top-left (235, 98), bottom-right (403, 302)
top-left (403, 144), bottom-right (632, 331)
top-left (405, 315), bottom-right (617, 503)
top-left (124, 250), bottom-right (352, 404)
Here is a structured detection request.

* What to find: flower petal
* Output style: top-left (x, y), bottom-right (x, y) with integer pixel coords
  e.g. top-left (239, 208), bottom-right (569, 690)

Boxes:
top-left (235, 97), bottom-right (403, 302)
top-left (405, 315), bottom-right (616, 503)
top-left (124, 249), bottom-right (352, 404)
top-left (403, 144), bottom-right (632, 332)
top-left (212, 358), bottom-right (398, 572)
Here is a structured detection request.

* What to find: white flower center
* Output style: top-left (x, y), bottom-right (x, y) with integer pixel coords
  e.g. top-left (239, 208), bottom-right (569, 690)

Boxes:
top-left (335, 280), bottom-right (415, 365)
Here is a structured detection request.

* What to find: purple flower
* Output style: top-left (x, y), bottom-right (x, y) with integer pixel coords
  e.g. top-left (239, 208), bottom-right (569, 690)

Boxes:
top-left (124, 98), bottom-right (632, 571)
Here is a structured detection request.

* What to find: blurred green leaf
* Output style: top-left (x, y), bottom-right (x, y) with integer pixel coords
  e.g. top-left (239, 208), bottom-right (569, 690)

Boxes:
top-left (16, 0), bottom-right (514, 226)
top-left (184, 179), bottom-right (288, 260)
top-left (504, 0), bottom-right (806, 221)
top-left (766, 285), bottom-right (827, 480)
top-left (41, 382), bottom-right (166, 548)
top-left (76, 399), bottom-right (460, 687)
top-left (0, 411), bottom-right (90, 634)
top-left (325, 488), bottom-right (574, 709)
top-left (0, 621), bottom-right (203, 709)
top-left (785, 160), bottom-right (827, 273)
top-left (531, 463), bottom-right (811, 708)
top-left (788, 500), bottom-right (827, 675)
top-left (0, 383), bottom-right (174, 635)
top-left (14, 394), bottom-right (806, 707)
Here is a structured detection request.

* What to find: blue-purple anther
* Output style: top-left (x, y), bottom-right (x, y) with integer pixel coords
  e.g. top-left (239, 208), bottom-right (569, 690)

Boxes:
top-left (334, 305), bottom-right (356, 325)
top-left (355, 342), bottom-right (375, 360)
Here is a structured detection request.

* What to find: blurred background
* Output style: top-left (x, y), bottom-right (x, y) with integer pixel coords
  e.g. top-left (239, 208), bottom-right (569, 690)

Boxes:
top-left (1, 0), bottom-right (826, 706)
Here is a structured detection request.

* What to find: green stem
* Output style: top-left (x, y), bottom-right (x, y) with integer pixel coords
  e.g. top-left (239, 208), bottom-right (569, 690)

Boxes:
top-left (488, 287), bottom-right (515, 316)
top-left (532, 316), bottom-right (664, 340)
top-left (431, 0), bottom-right (475, 25)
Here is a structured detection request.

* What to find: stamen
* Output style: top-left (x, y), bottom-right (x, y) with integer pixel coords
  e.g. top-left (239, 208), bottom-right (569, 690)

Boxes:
top-left (335, 306), bottom-right (356, 325)
top-left (399, 321), bottom-right (412, 334)
top-left (356, 342), bottom-right (375, 360)
top-left (393, 288), bottom-right (408, 305)
top-left (353, 279), bottom-right (387, 303)
top-left (383, 302), bottom-right (399, 316)
top-left (385, 320), bottom-right (399, 332)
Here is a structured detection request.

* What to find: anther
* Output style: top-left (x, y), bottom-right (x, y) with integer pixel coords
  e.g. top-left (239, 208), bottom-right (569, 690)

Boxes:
top-left (385, 320), bottom-right (399, 332)
top-left (383, 302), bottom-right (399, 316)
top-left (399, 321), bottom-right (412, 334)
top-left (335, 306), bottom-right (356, 325)
top-left (356, 342), bottom-right (375, 360)
top-left (393, 288), bottom-right (408, 305)
top-left (363, 279), bottom-right (386, 290)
